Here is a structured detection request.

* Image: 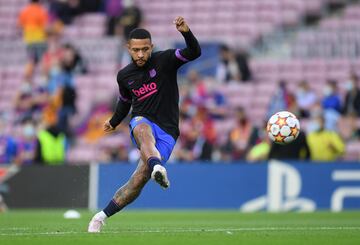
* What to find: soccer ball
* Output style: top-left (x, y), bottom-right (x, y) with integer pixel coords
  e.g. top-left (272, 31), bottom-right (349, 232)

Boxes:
top-left (267, 111), bottom-right (300, 145)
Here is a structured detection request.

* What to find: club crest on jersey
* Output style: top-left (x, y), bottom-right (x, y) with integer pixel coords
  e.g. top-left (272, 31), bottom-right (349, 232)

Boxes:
top-left (149, 69), bottom-right (156, 78)
top-left (134, 116), bottom-right (143, 122)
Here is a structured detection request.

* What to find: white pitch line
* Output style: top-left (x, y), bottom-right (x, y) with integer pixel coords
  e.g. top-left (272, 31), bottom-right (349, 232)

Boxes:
top-left (105, 226), bottom-right (360, 233)
top-left (0, 231), bottom-right (80, 236)
top-left (0, 228), bottom-right (30, 231)
top-left (1, 226), bottom-right (360, 236)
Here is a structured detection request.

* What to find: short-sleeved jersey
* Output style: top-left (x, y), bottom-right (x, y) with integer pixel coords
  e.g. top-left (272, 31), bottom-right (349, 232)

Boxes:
top-left (117, 49), bottom-right (188, 140)
top-left (18, 3), bottom-right (49, 44)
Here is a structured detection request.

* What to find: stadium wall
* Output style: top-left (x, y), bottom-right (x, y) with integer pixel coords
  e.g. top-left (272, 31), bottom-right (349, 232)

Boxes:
top-left (97, 161), bottom-right (360, 212)
top-left (1, 161), bottom-right (360, 211)
top-left (1, 165), bottom-right (89, 208)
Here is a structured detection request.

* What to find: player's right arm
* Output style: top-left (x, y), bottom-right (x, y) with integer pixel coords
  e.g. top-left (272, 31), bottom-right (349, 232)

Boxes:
top-left (105, 72), bottom-right (132, 132)
top-left (105, 99), bottom-right (131, 132)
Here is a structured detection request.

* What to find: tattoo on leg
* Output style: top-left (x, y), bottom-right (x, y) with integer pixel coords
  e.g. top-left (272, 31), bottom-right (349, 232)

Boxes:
top-left (112, 124), bottom-right (160, 209)
top-left (113, 161), bottom-right (151, 209)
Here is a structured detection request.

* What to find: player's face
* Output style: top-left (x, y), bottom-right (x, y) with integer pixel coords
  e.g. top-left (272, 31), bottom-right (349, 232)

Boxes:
top-left (127, 39), bottom-right (153, 67)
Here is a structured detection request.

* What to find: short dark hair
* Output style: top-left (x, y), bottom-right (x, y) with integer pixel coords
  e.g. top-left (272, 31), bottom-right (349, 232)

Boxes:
top-left (128, 28), bottom-right (151, 41)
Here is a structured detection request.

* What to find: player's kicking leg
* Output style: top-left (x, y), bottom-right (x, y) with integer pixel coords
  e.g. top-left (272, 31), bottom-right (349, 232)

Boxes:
top-left (133, 123), bottom-right (170, 189)
top-left (88, 123), bottom-right (169, 233)
top-left (88, 159), bottom-right (151, 232)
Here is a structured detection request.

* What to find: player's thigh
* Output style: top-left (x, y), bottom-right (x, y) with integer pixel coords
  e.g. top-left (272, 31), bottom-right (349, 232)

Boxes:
top-left (132, 123), bottom-right (156, 147)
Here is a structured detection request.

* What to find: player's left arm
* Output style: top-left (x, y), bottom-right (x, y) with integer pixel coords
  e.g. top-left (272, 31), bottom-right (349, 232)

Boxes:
top-left (173, 16), bottom-right (201, 62)
top-left (107, 72), bottom-right (132, 131)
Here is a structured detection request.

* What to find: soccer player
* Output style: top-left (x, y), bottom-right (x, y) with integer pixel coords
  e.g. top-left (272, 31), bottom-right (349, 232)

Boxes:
top-left (88, 16), bottom-right (201, 232)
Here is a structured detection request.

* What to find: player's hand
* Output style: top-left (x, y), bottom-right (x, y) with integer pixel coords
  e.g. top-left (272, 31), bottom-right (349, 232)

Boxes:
top-left (174, 16), bottom-right (189, 32)
top-left (103, 120), bottom-right (115, 132)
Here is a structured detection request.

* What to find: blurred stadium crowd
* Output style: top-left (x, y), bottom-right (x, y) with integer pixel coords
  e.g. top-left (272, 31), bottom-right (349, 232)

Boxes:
top-left (0, 0), bottom-right (360, 165)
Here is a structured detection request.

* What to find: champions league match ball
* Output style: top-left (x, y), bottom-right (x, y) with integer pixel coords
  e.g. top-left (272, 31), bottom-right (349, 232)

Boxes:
top-left (267, 111), bottom-right (300, 145)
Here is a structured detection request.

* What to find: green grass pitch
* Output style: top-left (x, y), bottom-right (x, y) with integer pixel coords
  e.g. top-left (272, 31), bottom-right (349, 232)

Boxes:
top-left (1, 210), bottom-right (360, 245)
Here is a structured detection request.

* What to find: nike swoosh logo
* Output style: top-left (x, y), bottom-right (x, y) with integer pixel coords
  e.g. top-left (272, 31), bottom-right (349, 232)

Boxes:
top-left (128, 81), bottom-right (135, 85)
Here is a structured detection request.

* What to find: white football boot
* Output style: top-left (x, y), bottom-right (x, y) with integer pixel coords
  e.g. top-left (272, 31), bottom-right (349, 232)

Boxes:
top-left (88, 215), bottom-right (105, 233)
top-left (151, 164), bottom-right (170, 189)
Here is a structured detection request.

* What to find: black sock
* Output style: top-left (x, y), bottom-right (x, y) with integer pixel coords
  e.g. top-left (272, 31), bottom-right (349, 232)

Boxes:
top-left (147, 157), bottom-right (162, 172)
top-left (103, 199), bottom-right (121, 217)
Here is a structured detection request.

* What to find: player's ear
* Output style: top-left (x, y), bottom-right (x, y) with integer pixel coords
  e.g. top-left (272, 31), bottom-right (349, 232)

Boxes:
top-left (127, 43), bottom-right (131, 51)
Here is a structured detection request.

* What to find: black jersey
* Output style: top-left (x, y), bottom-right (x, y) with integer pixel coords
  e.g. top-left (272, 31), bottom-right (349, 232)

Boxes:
top-left (110, 30), bottom-right (201, 140)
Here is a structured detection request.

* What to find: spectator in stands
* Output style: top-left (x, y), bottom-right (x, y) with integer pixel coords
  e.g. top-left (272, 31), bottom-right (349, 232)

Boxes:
top-left (338, 113), bottom-right (360, 141)
top-left (14, 82), bottom-right (34, 122)
top-left (61, 43), bottom-right (88, 74)
top-left (267, 80), bottom-right (292, 118)
top-left (82, 103), bottom-right (113, 142)
top-left (105, 0), bottom-right (123, 36)
top-left (50, 0), bottom-right (103, 25)
top-left (116, 0), bottom-right (143, 40)
top-left (41, 29), bottom-right (64, 80)
top-left (179, 83), bottom-right (196, 119)
top-left (174, 116), bottom-right (201, 162)
top-left (46, 42), bottom-right (87, 94)
top-left (49, 0), bottom-right (81, 25)
top-left (31, 82), bottom-right (51, 121)
top-left (186, 70), bottom-right (207, 103)
top-left (268, 131), bottom-right (311, 160)
top-left (0, 116), bottom-right (17, 164)
top-left (322, 80), bottom-right (342, 113)
top-left (307, 115), bottom-right (345, 162)
top-left (35, 123), bottom-right (66, 165)
top-left (16, 118), bottom-right (37, 165)
top-left (40, 43), bottom-right (84, 134)
top-left (246, 127), bottom-right (271, 162)
top-left (216, 44), bottom-right (252, 83)
top-left (18, 0), bottom-right (49, 78)
top-left (43, 42), bottom-right (85, 137)
top-left (81, 0), bottom-right (103, 13)
top-left (287, 93), bottom-right (300, 118)
top-left (98, 143), bottom-right (129, 163)
top-left (14, 80), bottom-right (50, 124)
top-left (343, 73), bottom-right (360, 117)
top-left (204, 78), bottom-right (228, 119)
top-left (236, 49), bottom-right (252, 81)
top-left (196, 107), bottom-right (217, 161)
top-left (295, 80), bottom-right (317, 118)
top-left (179, 71), bottom-right (205, 119)
top-left (320, 80), bottom-right (342, 131)
top-left (57, 85), bottom-right (77, 138)
top-left (183, 70), bottom-right (227, 119)
top-left (222, 107), bottom-right (253, 160)
top-left (175, 107), bottom-right (216, 161)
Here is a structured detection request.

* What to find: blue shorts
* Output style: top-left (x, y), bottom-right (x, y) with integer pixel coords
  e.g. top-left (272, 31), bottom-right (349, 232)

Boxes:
top-left (129, 116), bottom-right (176, 164)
